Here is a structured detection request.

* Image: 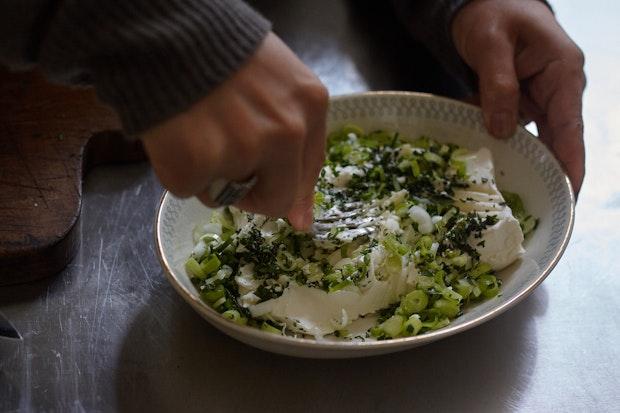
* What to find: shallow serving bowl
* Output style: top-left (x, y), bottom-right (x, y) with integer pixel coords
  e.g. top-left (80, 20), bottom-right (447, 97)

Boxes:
top-left (155, 92), bottom-right (575, 358)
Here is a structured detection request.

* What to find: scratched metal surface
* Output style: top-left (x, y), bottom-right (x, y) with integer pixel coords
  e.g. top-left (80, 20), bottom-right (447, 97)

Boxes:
top-left (1, 1), bottom-right (620, 412)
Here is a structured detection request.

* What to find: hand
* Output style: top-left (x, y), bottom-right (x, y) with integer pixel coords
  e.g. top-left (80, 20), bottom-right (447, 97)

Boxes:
top-left (452, 0), bottom-right (586, 194)
top-left (141, 32), bottom-right (329, 230)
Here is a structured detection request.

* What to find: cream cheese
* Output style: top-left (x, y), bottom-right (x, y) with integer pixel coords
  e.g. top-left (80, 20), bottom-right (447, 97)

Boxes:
top-left (248, 147), bottom-right (525, 335)
top-left (453, 148), bottom-right (525, 270)
top-left (250, 248), bottom-right (417, 337)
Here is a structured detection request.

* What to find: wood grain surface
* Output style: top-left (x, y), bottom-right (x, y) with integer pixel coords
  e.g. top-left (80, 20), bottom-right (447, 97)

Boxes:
top-left (0, 68), bottom-right (144, 285)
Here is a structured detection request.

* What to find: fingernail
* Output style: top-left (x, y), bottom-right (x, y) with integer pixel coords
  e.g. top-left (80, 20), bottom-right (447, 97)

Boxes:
top-left (490, 112), bottom-right (513, 138)
top-left (288, 203), bottom-right (313, 231)
top-left (288, 214), bottom-right (303, 231)
top-left (303, 205), bottom-right (314, 230)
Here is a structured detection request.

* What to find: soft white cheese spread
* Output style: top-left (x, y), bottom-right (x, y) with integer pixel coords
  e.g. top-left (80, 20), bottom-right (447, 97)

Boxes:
top-left (453, 148), bottom-right (524, 270)
top-left (250, 248), bottom-right (417, 337)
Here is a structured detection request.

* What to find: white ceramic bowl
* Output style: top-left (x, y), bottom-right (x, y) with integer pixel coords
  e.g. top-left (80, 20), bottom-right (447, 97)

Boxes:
top-left (155, 92), bottom-right (575, 358)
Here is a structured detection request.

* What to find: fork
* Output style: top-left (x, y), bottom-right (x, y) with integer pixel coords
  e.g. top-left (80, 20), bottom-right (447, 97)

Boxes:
top-left (312, 201), bottom-right (381, 243)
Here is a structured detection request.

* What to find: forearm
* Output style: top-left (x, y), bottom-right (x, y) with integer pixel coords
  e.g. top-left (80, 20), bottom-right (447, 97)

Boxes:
top-left (0, 0), bottom-right (271, 134)
top-left (391, 0), bottom-right (475, 94)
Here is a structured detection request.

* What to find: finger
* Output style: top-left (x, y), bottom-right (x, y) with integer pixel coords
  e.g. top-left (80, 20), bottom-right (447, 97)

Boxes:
top-left (470, 33), bottom-right (520, 139)
top-left (517, 91), bottom-right (546, 127)
top-left (234, 126), bottom-right (304, 218)
top-left (193, 101), bottom-right (304, 213)
top-left (286, 123), bottom-right (326, 231)
top-left (462, 93), bottom-right (534, 126)
top-left (142, 120), bottom-right (227, 198)
top-left (287, 87), bottom-right (329, 231)
top-left (518, 92), bottom-right (544, 124)
top-left (537, 81), bottom-right (585, 194)
top-left (195, 190), bottom-right (223, 209)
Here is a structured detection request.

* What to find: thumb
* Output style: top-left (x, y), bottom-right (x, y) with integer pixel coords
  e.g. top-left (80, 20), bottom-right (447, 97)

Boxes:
top-left (471, 35), bottom-right (520, 139)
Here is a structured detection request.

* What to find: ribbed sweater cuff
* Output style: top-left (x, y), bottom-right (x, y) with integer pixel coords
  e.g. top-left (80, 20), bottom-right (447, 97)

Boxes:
top-left (40, 0), bottom-right (271, 134)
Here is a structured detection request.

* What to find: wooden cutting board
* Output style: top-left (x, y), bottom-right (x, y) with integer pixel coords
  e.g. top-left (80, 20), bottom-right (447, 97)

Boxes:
top-left (0, 68), bottom-right (145, 286)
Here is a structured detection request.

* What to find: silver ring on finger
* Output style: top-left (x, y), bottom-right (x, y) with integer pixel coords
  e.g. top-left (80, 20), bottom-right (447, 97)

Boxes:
top-left (207, 176), bottom-right (258, 206)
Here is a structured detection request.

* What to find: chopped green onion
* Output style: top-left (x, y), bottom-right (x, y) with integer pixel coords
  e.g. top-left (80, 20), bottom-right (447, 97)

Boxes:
top-left (342, 124), bottom-right (364, 137)
top-left (433, 298), bottom-right (461, 318)
top-left (314, 191), bottom-right (325, 206)
top-left (410, 159), bottom-right (421, 177)
top-left (454, 278), bottom-right (474, 299)
top-left (501, 190), bottom-right (538, 235)
top-left (449, 159), bottom-right (467, 177)
top-left (423, 151), bottom-right (444, 165)
top-left (369, 326), bottom-right (384, 338)
top-left (477, 274), bottom-right (500, 298)
top-left (450, 148), bottom-right (468, 159)
top-left (328, 280), bottom-right (352, 293)
top-left (260, 322), bottom-right (282, 335)
top-left (222, 310), bottom-right (247, 325)
top-left (200, 255), bottom-right (221, 275)
top-left (399, 290), bottom-right (429, 316)
top-left (412, 136), bottom-right (431, 149)
top-left (384, 255), bottom-right (403, 277)
top-left (450, 253), bottom-right (471, 268)
top-left (521, 215), bottom-right (538, 235)
top-left (383, 235), bottom-right (409, 256)
top-left (201, 285), bottom-right (225, 303)
top-left (381, 315), bottom-right (406, 338)
top-left (212, 296), bottom-right (227, 310)
top-left (185, 257), bottom-right (206, 279)
top-left (470, 262), bottom-right (493, 279)
top-left (402, 315), bottom-right (423, 336)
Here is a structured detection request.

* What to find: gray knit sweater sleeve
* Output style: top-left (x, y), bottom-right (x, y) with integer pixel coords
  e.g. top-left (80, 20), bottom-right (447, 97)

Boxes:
top-left (0, 0), bottom-right (271, 134)
top-left (391, 0), bottom-right (476, 94)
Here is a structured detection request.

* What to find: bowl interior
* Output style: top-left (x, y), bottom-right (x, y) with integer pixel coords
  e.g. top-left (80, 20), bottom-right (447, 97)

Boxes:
top-left (156, 92), bottom-right (574, 358)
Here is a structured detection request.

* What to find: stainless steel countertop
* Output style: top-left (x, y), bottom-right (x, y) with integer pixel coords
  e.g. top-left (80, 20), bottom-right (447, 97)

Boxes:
top-left (1, 1), bottom-right (619, 412)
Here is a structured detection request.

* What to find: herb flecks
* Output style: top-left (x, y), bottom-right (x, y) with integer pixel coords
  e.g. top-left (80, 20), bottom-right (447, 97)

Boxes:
top-left (238, 227), bottom-right (280, 279)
